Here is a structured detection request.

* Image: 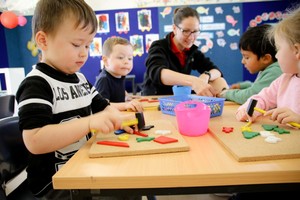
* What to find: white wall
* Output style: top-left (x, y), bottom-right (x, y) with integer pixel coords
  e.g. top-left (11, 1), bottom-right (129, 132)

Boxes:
top-left (85, 0), bottom-right (274, 11)
top-left (0, 0), bottom-right (275, 15)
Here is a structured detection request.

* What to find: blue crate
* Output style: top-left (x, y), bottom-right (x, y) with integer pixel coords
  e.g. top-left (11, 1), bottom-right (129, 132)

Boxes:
top-left (159, 95), bottom-right (225, 118)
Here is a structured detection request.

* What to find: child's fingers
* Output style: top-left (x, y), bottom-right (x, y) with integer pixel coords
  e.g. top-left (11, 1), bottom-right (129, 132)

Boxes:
top-left (122, 126), bottom-right (134, 134)
top-left (130, 101), bottom-right (144, 112)
top-left (264, 109), bottom-right (274, 116)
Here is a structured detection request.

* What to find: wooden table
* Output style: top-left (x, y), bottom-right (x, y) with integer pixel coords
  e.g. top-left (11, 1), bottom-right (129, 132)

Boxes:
top-left (52, 103), bottom-right (300, 199)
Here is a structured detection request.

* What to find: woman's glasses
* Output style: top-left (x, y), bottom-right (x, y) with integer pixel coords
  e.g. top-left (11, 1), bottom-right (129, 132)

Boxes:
top-left (176, 24), bottom-right (200, 37)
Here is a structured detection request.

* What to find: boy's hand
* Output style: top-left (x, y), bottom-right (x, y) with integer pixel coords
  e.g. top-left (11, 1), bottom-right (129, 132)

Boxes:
top-left (90, 106), bottom-right (122, 134)
top-left (125, 99), bottom-right (144, 112)
top-left (125, 93), bottom-right (133, 101)
top-left (217, 89), bottom-right (227, 98)
top-left (120, 113), bottom-right (139, 134)
top-left (230, 83), bottom-right (240, 89)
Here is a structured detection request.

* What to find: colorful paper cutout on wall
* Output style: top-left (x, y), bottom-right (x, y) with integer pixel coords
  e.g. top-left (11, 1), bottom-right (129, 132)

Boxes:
top-left (130, 35), bottom-right (144, 57)
top-left (192, 4), bottom-right (241, 54)
top-left (97, 14), bottom-right (110, 33)
top-left (249, 10), bottom-right (285, 27)
top-left (196, 6), bottom-right (209, 15)
top-left (27, 36), bottom-right (39, 57)
top-left (226, 15), bottom-right (238, 26)
top-left (89, 37), bottom-right (102, 57)
top-left (145, 34), bottom-right (159, 53)
top-left (138, 9), bottom-right (152, 32)
top-left (116, 12), bottom-right (130, 34)
top-left (160, 7), bottom-right (172, 18)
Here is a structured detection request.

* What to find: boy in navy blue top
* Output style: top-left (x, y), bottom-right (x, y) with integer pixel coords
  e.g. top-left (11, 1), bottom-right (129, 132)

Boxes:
top-left (94, 37), bottom-right (143, 112)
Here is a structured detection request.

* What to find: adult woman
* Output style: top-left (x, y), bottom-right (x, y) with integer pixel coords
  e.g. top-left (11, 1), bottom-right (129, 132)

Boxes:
top-left (141, 6), bottom-right (228, 96)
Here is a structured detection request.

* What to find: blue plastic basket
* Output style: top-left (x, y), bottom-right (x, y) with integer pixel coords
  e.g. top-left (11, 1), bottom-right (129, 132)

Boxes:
top-left (159, 95), bottom-right (225, 118)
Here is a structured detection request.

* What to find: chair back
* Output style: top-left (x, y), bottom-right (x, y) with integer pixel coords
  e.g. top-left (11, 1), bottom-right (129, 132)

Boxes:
top-left (0, 116), bottom-right (29, 186)
top-left (0, 95), bottom-right (15, 119)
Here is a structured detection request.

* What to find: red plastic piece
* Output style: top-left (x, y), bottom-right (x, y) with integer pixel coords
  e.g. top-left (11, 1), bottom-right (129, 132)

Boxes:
top-left (133, 130), bottom-right (148, 137)
top-left (222, 127), bottom-right (234, 133)
top-left (97, 141), bottom-right (129, 148)
top-left (154, 136), bottom-right (178, 144)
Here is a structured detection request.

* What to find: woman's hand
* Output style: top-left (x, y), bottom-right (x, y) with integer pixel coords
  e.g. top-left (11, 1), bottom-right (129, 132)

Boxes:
top-left (191, 78), bottom-right (216, 97)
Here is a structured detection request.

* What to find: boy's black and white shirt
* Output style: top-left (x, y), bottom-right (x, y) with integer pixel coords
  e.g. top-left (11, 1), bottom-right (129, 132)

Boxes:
top-left (16, 63), bottom-right (109, 197)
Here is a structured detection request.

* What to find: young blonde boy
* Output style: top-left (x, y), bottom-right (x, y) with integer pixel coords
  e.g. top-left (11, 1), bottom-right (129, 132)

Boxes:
top-left (95, 37), bottom-right (143, 112)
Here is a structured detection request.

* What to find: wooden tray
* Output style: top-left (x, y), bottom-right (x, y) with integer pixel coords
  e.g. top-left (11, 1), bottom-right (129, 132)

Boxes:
top-left (89, 120), bottom-right (189, 158)
top-left (209, 105), bottom-right (300, 162)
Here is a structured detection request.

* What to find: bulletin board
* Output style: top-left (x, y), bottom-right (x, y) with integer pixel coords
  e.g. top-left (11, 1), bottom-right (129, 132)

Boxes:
top-left (1, 0), bottom-right (295, 92)
top-left (241, 1), bottom-right (291, 82)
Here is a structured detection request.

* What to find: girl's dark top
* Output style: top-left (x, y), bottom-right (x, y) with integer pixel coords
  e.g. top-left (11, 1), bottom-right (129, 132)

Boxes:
top-left (94, 69), bottom-right (126, 102)
top-left (141, 32), bottom-right (222, 95)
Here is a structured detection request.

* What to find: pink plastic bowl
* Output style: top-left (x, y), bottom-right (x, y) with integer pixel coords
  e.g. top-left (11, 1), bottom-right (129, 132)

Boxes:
top-left (174, 100), bottom-right (211, 136)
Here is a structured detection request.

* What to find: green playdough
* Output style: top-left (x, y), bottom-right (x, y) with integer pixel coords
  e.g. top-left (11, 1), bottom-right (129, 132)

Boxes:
top-left (242, 131), bottom-right (260, 139)
top-left (262, 124), bottom-right (278, 131)
top-left (273, 127), bottom-right (290, 134)
top-left (136, 137), bottom-right (155, 142)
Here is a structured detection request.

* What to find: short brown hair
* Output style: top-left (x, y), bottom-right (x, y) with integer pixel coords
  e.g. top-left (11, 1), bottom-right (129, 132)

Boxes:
top-left (102, 37), bottom-right (133, 57)
top-left (32, 0), bottom-right (97, 39)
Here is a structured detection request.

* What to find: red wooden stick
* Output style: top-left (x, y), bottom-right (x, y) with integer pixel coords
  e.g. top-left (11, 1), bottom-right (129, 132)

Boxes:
top-left (133, 130), bottom-right (148, 137)
top-left (97, 141), bottom-right (130, 148)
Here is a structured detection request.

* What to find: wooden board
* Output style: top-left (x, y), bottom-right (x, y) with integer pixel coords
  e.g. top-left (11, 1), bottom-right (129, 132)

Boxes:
top-left (89, 120), bottom-right (189, 158)
top-left (209, 105), bottom-right (300, 162)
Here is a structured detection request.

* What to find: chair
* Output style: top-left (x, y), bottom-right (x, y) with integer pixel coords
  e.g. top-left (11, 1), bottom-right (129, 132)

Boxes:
top-left (0, 95), bottom-right (15, 119)
top-left (0, 116), bottom-right (34, 199)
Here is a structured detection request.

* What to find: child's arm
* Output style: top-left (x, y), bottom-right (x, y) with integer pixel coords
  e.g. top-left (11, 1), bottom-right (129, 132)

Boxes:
top-left (265, 107), bottom-right (300, 125)
top-left (22, 105), bottom-right (123, 154)
top-left (230, 83), bottom-right (240, 89)
top-left (110, 99), bottom-right (144, 112)
top-left (125, 90), bottom-right (133, 101)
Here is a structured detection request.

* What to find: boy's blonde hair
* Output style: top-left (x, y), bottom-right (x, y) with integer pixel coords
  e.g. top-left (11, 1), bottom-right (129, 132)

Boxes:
top-left (268, 5), bottom-right (300, 46)
top-left (102, 37), bottom-right (133, 57)
top-left (32, 0), bottom-right (97, 39)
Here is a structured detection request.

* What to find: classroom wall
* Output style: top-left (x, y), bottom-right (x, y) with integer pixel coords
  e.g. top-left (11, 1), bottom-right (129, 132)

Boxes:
top-left (0, 0), bottom-right (298, 92)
